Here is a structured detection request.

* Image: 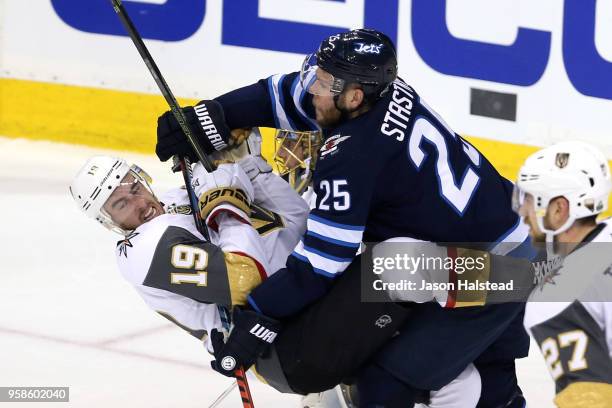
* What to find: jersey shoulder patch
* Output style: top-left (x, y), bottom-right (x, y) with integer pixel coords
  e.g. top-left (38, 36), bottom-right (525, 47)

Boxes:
top-left (142, 225), bottom-right (232, 306)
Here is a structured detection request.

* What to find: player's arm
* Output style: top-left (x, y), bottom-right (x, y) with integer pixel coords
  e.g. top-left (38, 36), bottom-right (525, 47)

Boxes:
top-left (214, 72), bottom-right (318, 131)
top-left (247, 139), bottom-right (378, 318)
top-left (155, 73), bottom-right (318, 162)
top-left (141, 221), bottom-right (267, 308)
top-left (528, 301), bottom-right (612, 407)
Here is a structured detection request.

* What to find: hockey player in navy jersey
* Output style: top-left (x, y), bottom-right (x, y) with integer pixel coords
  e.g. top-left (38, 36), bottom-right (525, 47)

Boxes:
top-left (156, 29), bottom-right (531, 407)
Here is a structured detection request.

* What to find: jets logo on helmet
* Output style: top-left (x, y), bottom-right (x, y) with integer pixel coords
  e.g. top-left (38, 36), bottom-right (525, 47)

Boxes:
top-left (300, 28), bottom-right (397, 100)
top-left (354, 42), bottom-right (384, 54)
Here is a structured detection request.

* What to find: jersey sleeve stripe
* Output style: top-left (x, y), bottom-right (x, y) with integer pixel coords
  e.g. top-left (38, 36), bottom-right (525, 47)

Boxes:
top-left (304, 233), bottom-right (360, 260)
top-left (290, 73), bottom-right (320, 131)
top-left (311, 266), bottom-right (337, 278)
top-left (291, 250), bottom-right (309, 263)
top-left (266, 76), bottom-right (281, 129)
top-left (308, 214), bottom-right (365, 231)
top-left (293, 239), bottom-right (350, 276)
top-left (306, 230), bottom-right (361, 248)
top-left (268, 74), bottom-right (294, 130)
top-left (307, 216), bottom-right (364, 245)
top-left (303, 244), bottom-right (354, 263)
top-left (247, 295), bottom-right (262, 313)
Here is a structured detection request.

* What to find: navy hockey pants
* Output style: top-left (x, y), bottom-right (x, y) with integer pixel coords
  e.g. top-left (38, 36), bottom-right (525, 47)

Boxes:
top-left (358, 301), bottom-right (529, 407)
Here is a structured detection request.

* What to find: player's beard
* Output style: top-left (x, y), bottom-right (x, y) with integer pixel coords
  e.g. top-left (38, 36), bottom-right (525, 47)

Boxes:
top-left (314, 98), bottom-right (342, 128)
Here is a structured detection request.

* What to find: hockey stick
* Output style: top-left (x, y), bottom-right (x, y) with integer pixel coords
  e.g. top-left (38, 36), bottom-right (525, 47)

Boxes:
top-left (208, 381), bottom-right (237, 408)
top-left (109, 0), bottom-right (214, 172)
top-left (108, 0), bottom-right (212, 240)
top-left (109, 1), bottom-right (254, 406)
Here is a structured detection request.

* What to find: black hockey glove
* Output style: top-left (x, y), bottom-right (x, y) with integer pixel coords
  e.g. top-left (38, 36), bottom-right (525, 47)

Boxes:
top-left (155, 100), bottom-right (231, 162)
top-left (210, 308), bottom-right (281, 377)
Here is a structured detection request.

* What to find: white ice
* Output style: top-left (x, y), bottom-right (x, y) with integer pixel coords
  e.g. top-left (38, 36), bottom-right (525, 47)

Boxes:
top-left (0, 137), bottom-right (555, 407)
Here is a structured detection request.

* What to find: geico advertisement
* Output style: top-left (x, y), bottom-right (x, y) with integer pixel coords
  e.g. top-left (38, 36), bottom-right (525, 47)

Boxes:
top-left (2, 0), bottom-right (612, 148)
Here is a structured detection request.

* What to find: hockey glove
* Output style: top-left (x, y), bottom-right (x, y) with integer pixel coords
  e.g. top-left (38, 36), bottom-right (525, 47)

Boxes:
top-left (210, 308), bottom-right (281, 377)
top-left (156, 100), bottom-right (231, 162)
top-left (192, 162), bottom-right (254, 231)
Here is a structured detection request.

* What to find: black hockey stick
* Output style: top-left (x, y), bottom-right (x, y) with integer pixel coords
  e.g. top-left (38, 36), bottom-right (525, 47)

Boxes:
top-left (109, 0), bottom-right (214, 172)
top-left (108, 0), bottom-right (212, 241)
top-left (109, 2), bottom-right (255, 405)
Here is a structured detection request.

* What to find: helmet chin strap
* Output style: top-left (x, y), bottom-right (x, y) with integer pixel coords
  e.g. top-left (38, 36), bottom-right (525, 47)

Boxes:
top-left (536, 212), bottom-right (575, 245)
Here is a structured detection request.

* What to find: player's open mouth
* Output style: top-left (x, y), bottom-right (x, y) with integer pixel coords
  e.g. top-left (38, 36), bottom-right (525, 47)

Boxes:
top-left (143, 206), bottom-right (156, 222)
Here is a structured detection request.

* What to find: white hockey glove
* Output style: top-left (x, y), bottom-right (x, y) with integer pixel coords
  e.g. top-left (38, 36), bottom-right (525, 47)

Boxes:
top-left (192, 162), bottom-right (254, 231)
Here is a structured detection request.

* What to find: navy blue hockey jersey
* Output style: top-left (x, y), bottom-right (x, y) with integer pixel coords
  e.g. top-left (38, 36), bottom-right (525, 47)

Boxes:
top-left (215, 73), bottom-right (530, 318)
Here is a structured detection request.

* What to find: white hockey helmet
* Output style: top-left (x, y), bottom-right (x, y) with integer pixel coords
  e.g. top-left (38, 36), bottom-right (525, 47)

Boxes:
top-left (69, 155), bottom-right (153, 235)
top-left (513, 141), bottom-right (612, 236)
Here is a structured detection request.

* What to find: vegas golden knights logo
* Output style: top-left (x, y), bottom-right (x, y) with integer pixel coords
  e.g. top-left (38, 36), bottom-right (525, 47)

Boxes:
top-left (166, 203), bottom-right (193, 215)
top-left (250, 204), bottom-right (284, 236)
top-left (555, 152), bottom-right (570, 169)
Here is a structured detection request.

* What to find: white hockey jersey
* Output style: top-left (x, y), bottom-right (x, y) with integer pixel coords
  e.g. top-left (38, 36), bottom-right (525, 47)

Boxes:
top-left (115, 168), bottom-right (309, 351)
top-left (524, 219), bottom-right (612, 407)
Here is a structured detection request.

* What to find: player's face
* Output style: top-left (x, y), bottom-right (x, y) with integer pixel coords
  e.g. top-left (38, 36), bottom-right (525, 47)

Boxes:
top-left (311, 68), bottom-right (343, 128)
top-left (102, 173), bottom-right (164, 230)
top-left (518, 194), bottom-right (546, 242)
top-left (312, 93), bottom-right (342, 128)
top-left (276, 139), bottom-right (306, 171)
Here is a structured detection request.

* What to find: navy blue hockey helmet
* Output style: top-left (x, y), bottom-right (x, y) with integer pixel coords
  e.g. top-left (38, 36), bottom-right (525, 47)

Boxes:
top-left (301, 29), bottom-right (397, 100)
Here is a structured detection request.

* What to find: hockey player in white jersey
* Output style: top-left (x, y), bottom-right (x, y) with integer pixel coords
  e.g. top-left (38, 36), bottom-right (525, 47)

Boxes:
top-left (69, 135), bottom-right (309, 356)
top-left (513, 141), bottom-right (612, 407)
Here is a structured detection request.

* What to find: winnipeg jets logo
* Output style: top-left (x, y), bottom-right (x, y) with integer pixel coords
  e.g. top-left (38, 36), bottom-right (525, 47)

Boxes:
top-left (320, 134), bottom-right (351, 159)
top-left (117, 231), bottom-right (139, 258)
top-left (354, 42), bottom-right (383, 54)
